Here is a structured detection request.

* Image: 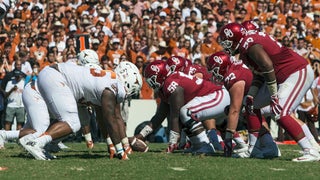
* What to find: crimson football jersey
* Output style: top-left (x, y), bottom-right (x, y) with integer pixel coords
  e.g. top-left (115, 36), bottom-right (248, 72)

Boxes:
top-left (161, 72), bottom-right (221, 103)
top-left (239, 32), bottom-right (308, 83)
top-left (223, 61), bottom-right (253, 94)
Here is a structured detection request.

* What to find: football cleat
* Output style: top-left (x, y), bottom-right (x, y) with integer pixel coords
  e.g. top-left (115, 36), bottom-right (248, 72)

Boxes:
top-left (108, 144), bottom-right (116, 159)
top-left (310, 139), bottom-right (320, 152)
top-left (86, 140), bottom-right (94, 149)
top-left (117, 151), bottom-right (129, 160)
top-left (21, 140), bottom-right (48, 160)
top-left (19, 135), bottom-right (32, 148)
top-left (57, 142), bottom-right (69, 149)
top-left (124, 144), bottom-right (132, 155)
top-left (0, 130), bottom-right (5, 149)
top-left (166, 143), bottom-right (178, 153)
top-left (192, 142), bottom-right (215, 156)
top-left (292, 148), bottom-right (320, 162)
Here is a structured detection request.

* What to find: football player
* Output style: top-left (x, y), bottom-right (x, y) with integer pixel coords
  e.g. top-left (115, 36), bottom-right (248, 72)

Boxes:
top-left (166, 56), bottom-right (224, 151)
top-left (77, 49), bottom-right (102, 150)
top-left (207, 51), bottom-right (280, 158)
top-left (219, 22), bottom-right (320, 161)
top-left (144, 60), bottom-right (231, 155)
top-left (18, 60), bottom-right (142, 160)
top-left (136, 56), bottom-right (221, 152)
top-left (0, 50), bottom-right (101, 151)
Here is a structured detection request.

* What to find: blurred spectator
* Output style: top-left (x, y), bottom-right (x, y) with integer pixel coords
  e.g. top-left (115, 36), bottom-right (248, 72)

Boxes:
top-left (310, 28), bottom-right (320, 50)
top-left (48, 30), bottom-right (66, 54)
top-left (29, 36), bottom-right (47, 62)
top-left (3, 59), bottom-right (26, 131)
top-left (12, 51), bottom-right (32, 76)
top-left (108, 0), bottom-right (126, 23)
top-left (190, 42), bottom-right (204, 64)
top-left (149, 41), bottom-right (170, 60)
top-left (39, 50), bottom-right (56, 71)
top-left (281, 36), bottom-right (292, 48)
top-left (127, 40), bottom-right (147, 64)
top-left (305, 42), bottom-right (320, 63)
top-left (200, 32), bottom-right (222, 62)
top-left (106, 37), bottom-right (125, 68)
top-left (171, 36), bottom-right (189, 59)
top-left (293, 38), bottom-right (308, 57)
top-left (182, 0), bottom-right (201, 22)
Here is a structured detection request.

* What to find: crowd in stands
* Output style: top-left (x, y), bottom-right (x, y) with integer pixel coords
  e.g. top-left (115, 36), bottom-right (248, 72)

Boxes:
top-left (0, 0), bottom-right (319, 137)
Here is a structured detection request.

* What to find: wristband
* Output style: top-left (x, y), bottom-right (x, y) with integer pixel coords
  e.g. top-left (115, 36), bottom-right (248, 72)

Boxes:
top-left (266, 79), bottom-right (278, 96)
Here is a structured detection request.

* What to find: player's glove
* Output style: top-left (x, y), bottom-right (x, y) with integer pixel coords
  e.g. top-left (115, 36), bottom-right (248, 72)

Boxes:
top-left (270, 95), bottom-right (282, 120)
top-left (223, 138), bottom-right (233, 157)
top-left (244, 95), bottom-right (254, 114)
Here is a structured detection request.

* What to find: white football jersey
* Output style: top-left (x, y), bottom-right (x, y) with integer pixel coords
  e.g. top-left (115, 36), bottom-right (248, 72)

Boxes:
top-left (57, 62), bottom-right (126, 105)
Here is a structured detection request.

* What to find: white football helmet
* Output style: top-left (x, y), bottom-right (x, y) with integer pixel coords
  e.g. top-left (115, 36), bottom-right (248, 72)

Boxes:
top-left (84, 63), bottom-right (102, 70)
top-left (114, 61), bottom-right (143, 96)
top-left (77, 49), bottom-right (99, 66)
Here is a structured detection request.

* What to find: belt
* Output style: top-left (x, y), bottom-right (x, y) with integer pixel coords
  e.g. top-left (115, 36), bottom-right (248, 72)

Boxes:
top-left (50, 63), bottom-right (60, 72)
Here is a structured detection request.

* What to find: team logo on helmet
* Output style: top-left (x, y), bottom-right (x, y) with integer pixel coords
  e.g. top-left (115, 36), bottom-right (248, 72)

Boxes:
top-left (150, 64), bottom-right (160, 73)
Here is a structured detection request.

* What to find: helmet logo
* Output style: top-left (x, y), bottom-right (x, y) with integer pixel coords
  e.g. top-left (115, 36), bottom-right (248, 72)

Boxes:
top-left (171, 57), bottom-right (180, 64)
top-left (224, 28), bottom-right (234, 38)
top-left (150, 64), bottom-right (160, 73)
top-left (213, 55), bottom-right (223, 64)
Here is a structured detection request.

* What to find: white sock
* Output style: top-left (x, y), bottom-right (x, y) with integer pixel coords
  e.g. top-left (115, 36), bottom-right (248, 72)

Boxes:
top-left (298, 137), bottom-right (313, 150)
top-left (115, 143), bottom-right (123, 153)
top-left (189, 131), bottom-right (210, 145)
top-left (301, 124), bottom-right (315, 141)
top-left (168, 130), bottom-right (180, 144)
top-left (35, 135), bottom-right (52, 148)
top-left (121, 137), bottom-right (129, 145)
top-left (106, 137), bottom-right (113, 145)
top-left (84, 133), bottom-right (92, 142)
top-left (22, 133), bottom-right (40, 141)
top-left (6, 130), bottom-right (20, 140)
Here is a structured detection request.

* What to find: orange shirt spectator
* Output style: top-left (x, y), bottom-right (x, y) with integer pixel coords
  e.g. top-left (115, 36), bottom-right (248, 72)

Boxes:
top-left (106, 38), bottom-right (125, 65)
top-left (171, 37), bottom-right (189, 59)
top-left (201, 32), bottom-right (223, 59)
top-left (29, 37), bottom-right (48, 63)
top-left (149, 41), bottom-right (171, 60)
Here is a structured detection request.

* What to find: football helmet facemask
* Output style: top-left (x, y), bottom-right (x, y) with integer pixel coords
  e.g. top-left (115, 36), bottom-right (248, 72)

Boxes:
top-left (207, 51), bottom-right (232, 83)
top-left (219, 23), bottom-right (247, 55)
top-left (144, 60), bottom-right (169, 90)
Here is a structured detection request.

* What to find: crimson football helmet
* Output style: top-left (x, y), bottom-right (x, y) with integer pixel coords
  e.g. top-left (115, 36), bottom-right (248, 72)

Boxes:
top-left (207, 51), bottom-right (232, 83)
top-left (241, 20), bottom-right (260, 32)
top-left (166, 56), bottom-right (191, 73)
top-left (219, 23), bottom-right (247, 55)
top-left (144, 60), bottom-right (169, 90)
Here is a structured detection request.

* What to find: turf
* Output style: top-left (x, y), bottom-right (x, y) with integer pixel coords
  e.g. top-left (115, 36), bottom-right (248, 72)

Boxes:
top-left (0, 142), bottom-right (319, 179)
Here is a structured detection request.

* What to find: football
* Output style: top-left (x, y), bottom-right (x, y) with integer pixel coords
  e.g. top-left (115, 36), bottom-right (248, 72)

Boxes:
top-left (128, 136), bottom-right (149, 152)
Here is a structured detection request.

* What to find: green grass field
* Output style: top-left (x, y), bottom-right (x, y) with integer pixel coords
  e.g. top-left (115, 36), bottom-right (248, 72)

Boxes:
top-left (0, 142), bottom-right (319, 179)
